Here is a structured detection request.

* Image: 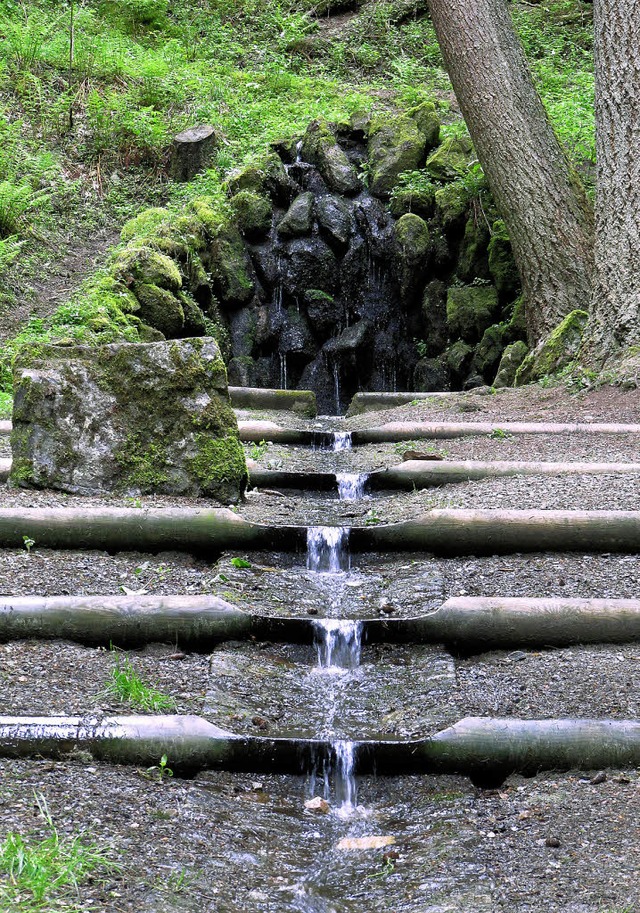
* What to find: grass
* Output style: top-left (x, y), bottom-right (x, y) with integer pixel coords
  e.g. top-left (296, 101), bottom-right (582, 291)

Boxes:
top-left (103, 653), bottom-right (176, 712)
top-left (0, 793), bottom-right (118, 912)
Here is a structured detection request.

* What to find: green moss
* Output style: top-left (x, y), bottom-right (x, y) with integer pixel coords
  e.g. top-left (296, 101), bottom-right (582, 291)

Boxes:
top-left (134, 284), bottom-right (185, 338)
top-left (446, 285), bottom-right (499, 344)
top-left (425, 136), bottom-right (473, 182)
top-left (457, 215), bottom-right (491, 283)
top-left (394, 213), bottom-right (431, 263)
top-left (225, 152), bottom-right (291, 202)
top-left (112, 245), bottom-right (182, 292)
top-left (434, 183), bottom-right (469, 228)
top-left (115, 434), bottom-right (170, 490)
top-left (516, 309), bottom-right (589, 385)
top-left (121, 208), bottom-right (171, 243)
top-left (494, 340), bottom-right (529, 389)
top-left (301, 120), bottom-right (360, 195)
top-left (474, 323), bottom-right (508, 379)
top-left (189, 433), bottom-right (247, 492)
top-left (488, 220), bottom-right (520, 297)
top-left (367, 113), bottom-right (427, 198)
top-left (209, 227), bottom-right (254, 306)
top-left (407, 101), bottom-right (441, 149)
top-left (230, 191), bottom-right (273, 238)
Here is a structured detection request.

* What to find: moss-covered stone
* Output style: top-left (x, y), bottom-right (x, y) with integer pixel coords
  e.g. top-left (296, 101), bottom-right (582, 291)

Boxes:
top-left (301, 120), bottom-right (361, 195)
top-left (488, 220), bottom-right (520, 298)
top-left (504, 295), bottom-right (528, 343)
top-left (425, 135), bottom-right (473, 182)
top-left (113, 246), bottom-right (182, 292)
top-left (493, 340), bottom-right (529, 388)
top-left (445, 340), bottom-right (474, 380)
top-left (434, 183), bottom-right (469, 229)
top-left (226, 152), bottom-right (293, 205)
top-left (408, 101), bottom-right (441, 150)
top-left (11, 338), bottom-right (246, 502)
top-left (120, 208), bottom-right (171, 243)
top-left (516, 309), bottom-right (588, 385)
top-left (474, 323), bottom-right (508, 380)
top-left (230, 190), bottom-right (273, 239)
top-left (446, 285), bottom-right (500, 344)
top-left (457, 215), bottom-right (491, 283)
top-left (367, 113), bottom-right (427, 199)
top-left (394, 213), bottom-right (431, 302)
top-left (389, 184), bottom-right (435, 220)
top-left (179, 292), bottom-right (207, 336)
top-left (209, 227), bottom-right (255, 307)
top-left (133, 283), bottom-right (185, 338)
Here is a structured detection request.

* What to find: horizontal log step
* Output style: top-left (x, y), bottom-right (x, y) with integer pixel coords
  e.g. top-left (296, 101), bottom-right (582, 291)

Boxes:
top-left (353, 421), bottom-right (640, 443)
top-left (245, 460), bottom-right (640, 492)
top-left (0, 508), bottom-right (638, 555)
top-left (2, 715), bottom-right (640, 785)
top-left (347, 391), bottom-right (458, 415)
top-left (229, 386), bottom-right (317, 417)
top-left (4, 595), bottom-right (640, 651)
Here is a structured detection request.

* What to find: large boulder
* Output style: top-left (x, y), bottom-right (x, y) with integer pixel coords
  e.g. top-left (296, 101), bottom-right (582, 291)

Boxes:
top-left (493, 340), bottom-right (529, 388)
top-left (277, 192), bottom-right (315, 238)
top-left (516, 309), bottom-right (588, 385)
top-left (11, 338), bottom-right (247, 502)
top-left (316, 195), bottom-right (353, 251)
top-left (230, 191), bottom-right (273, 239)
top-left (425, 135), bottom-right (474, 182)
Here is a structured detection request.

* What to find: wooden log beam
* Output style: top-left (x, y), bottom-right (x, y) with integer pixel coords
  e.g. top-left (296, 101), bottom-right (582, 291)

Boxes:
top-left (230, 386), bottom-right (317, 417)
top-left (354, 421), bottom-right (640, 443)
top-left (0, 507), bottom-right (304, 553)
top-left (371, 460), bottom-right (640, 489)
top-left (238, 420), bottom-right (334, 447)
top-left (352, 509), bottom-right (640, 554)
top-left (0, 594), bottom-right (252, 647)
top-left (346, 391), bottom-right (456, 416)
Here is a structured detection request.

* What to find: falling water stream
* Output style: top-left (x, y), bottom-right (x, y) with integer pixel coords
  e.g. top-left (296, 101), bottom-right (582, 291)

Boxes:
top-left (336, 473), bottom-right (369, 501)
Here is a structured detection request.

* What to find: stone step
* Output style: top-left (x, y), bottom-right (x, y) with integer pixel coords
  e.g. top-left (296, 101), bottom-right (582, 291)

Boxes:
top-left (3, 594), bottom-right (640, 651)
top-left (3, 714), bottom-right (640, 786)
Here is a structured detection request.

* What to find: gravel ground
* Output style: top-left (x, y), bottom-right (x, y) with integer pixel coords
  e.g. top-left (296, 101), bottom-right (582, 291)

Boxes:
top-left (1, 386), bottom-right (640, 912)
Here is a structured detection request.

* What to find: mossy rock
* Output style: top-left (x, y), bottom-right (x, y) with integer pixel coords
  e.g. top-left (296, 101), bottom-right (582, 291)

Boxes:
top-left (408, 101), bottom-right (441, 150)
top-left (414, 355), bottom-right (449, 392)
top-left (504, 295), bottom-right (528, 343)
top-left (421, 280), bottom-right (448, 356)
top-left (301, 120), bottom-right (361, 195)
top-left (488, 220), bottom-right (520, 298)
top-left (394, 213), bottom-right (431, 262)
top-left (133, 284), bottom-right (185, 338)
top-left (516, 309), bottom-right (588, 385)
top-left (179, 292), bottom-right (207, 337)
top-left (389, 184), bottom-right (435, 220)
top-left (113, 246), bottom-right (182, 293)
top-left (425, 136), bottom-right (473, 182)
top-left (226, 152), bottom-right (294, 205)
top-left (457, 215), bottom-right (491, 283)
top-left (445, 340), bottom-right (474, 380)
top-left (367, 113), bottom-right (428, 199)
top-left (474, 323), bottom-right (508, 379)
top-left (121, 208), bottom-right (171, 243)
top-left (446, 285), bottom-right (500, 344)
top-left (434, 183), bottom-right (469, 229)
top-left (230, 191), bottom-right (273, 239)
top-left (209, 227), bottom-right (255, 307)
top-left (494, 340), bottom-right (529, 388)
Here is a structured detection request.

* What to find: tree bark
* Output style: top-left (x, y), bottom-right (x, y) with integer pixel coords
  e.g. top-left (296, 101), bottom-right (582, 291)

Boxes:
top-left (582, 0), bottom-right (640, 362)
top-left (427, 0), bottom-right (594, 343)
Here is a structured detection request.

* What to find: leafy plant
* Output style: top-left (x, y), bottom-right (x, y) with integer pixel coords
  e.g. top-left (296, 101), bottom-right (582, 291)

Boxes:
top-left (145, 752), bottom-right (173, 781)
top-left (0, 793), bottom-right (118, 911)
top-left (22, 535), bottom-right (35, 554)
top-left (249, 439), bottom-right (269, 460)
top-left (230, 557), bottom-right (251, 569)
top-left (103, 653), bottom-right (176, 711)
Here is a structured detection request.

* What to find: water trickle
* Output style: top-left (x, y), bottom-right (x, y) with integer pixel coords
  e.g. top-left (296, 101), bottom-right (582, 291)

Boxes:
top-left (332, 432), bottom-right (352, 452)
top-left (307, 527), bottom-right (350, 573)
top-left (314, 619), bottom-right (362, 670)
top-left (279, 352), bottom-right (288, 390)
top-left (333, 739), bottom-right (358, 816)
top-left (295, 139), bottom-right (303, 163)
top-left (332, 362), bottom-right (341, 414)
top-left (336, 472), bottom-right (368, 501)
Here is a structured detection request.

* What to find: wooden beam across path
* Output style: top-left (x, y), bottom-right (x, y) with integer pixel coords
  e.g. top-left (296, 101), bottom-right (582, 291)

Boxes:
top-left (0, 508), bottom-right (637, 555)
top-left (2, 715), bottom-right (640, 784)
top-left (346, 391), bottom-right (457, 416)
top-left (229, 386), bottom-right (317, 417)
top-left (352, 420), bottom-right (640, 443)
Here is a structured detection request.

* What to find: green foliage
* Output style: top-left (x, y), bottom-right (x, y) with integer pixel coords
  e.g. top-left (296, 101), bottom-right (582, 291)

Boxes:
top-left (0, 793), bottom-right (117, 912)
top-left (104, 653), bottom-right (176, 711)
top-left (231, 556), bottom-right (252, 568)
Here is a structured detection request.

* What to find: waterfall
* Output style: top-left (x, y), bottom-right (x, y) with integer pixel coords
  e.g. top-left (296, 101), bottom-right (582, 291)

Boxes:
top-left (336, 472), bottom-right (368, 501)
top-left (332, 432), bottom-right (352, 452)
top-left (306, 527), bottom-right (350, 573)
top-left (314, 619), bottom-right (362, 670)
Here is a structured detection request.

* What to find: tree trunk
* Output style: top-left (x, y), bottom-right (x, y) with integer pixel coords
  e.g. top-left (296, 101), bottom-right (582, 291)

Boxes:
top-left (427, 0), bottom-right (594, 343)
top-left (582, 0), bottom-right (640, 362)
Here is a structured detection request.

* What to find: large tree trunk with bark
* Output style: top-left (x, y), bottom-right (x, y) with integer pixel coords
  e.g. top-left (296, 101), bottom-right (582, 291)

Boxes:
top-left (582, 0), bottom-right (640, 363)
top-left (427, 0), bottom-right (594, 344)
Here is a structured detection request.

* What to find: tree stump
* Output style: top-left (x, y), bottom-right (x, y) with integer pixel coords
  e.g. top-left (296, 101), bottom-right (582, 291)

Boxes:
top-left (169, 124), bottom-right (217, 182)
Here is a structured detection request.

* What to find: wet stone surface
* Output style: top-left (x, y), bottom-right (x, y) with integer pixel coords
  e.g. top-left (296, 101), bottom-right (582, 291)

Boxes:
top-left (205, 641), bottom-right (457, 739)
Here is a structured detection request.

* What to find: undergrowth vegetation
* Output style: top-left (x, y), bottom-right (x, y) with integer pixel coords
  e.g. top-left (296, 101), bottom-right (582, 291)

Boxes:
top-left (0, 0), bottom-right (595, 380)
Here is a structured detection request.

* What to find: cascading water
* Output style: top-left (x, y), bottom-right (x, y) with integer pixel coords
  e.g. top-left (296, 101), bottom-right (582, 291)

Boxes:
top-left (336, 472), bottom-right (368, 501)
top-left (279, 352), bottom-right (288, 390)
top-left (333, 740), bottom-right (358, 816)
top-left (332, 432), bottom-right (352, 452)
top-left (306, 527), bottom-right (350, 573)
top-left (314, 619), bottom-right (362, 670)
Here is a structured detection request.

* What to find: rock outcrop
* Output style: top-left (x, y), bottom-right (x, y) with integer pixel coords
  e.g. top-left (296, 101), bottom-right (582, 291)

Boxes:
top-left (11, 338), bottom-right (247, 502)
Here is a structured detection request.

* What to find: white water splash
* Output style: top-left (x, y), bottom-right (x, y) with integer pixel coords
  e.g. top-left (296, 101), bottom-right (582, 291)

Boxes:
top-left (332, 432), bottom-right (352, 452)
top-left (333, 739), bottom-right (358, 816)
top-left (336, 472), bottom-right (368, 501)
top-left (314, 619), bottom-right (363, 671)
top-left (307, 527), bottom-right (350, 573)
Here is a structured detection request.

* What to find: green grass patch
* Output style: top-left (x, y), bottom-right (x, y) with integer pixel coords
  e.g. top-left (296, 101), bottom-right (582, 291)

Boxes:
top-left (0, 793), bottom-right (118, 912)
top-left (103, 653), bottom-right (176, 712)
